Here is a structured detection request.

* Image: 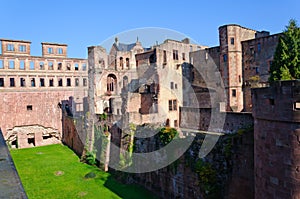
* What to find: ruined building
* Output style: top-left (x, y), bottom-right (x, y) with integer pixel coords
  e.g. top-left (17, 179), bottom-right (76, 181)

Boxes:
top-left (0, 39), bottom-right (88, 148)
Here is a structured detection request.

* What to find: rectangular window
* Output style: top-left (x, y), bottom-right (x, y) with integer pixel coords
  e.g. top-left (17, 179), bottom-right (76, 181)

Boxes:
top-left (19, 45), bottom-right (26, 52)
top-left (173, 50), bottom-right (178, 60)
top-left (83, 78), bottom-right (87, 86)
top-left (0, 60), bottom-right (3, 69)
top-left (31, 78), bottom-right (35, 87)
top-left (230, 38), bottom-right (235, 45)
top-left (27, 105), bottom-right (32, 111)
top-left (223, 54), bottom-right (227, 62)
top-left (9, 60), bottom-right (15, 69)
top-left (257, 43), bottom-right (261, 53)
top-left (0, 78), bottom-right (4, 87)
top-left (48, 62), bottom-right (53, 70)
top-left (57, 62), bottom-right (62, 70)
top-left (10, 78), bottom-right (15, 87)
top-left (57, 48), bottom-right (63, 54)
top-left (232, 89), bottom-right (236, 97)
top-left (82, 63), bottom-right (87, 71)
top-left (66, 63), bottom-right (71, 70)
top-left (7, 44), bottom-right (14, 51)
top-left (48, 47), bottom-right (53, 54)
top-left (40, 78), bottom-right (45, 87)
top-left (39, 62), bottom-right (45, 70)
top-left (19, 60), bottom-right (25, 70)
top-left (163, 50), bottom-right (167, 63)
top-left (30, 61), bottom-right (35, 70)
top-left (74, 63), bottom-right (79, 71)
top-left (75, 78), bottom-right (79, 86)
top-left (175, 83), bottom-right (178, 89)
top-left (67, 78), bottom-right (71, 86)
top-left (20, 78), bottom-right (26, 87)
top-left (182, 53), bottom-right (185, 61)
top-left (170, 82), bottom-right (174, 89)
top-left (49, 79), bottom-right (54, 87)
top-left (168, 99), bottom-right (177, 111)
top-left (58, 78), bottom-right (63, 87)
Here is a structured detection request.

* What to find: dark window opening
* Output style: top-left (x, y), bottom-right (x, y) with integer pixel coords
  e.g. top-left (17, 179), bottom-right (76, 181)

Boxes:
top-left (257, 43), bottom-right (261, 53)
top-left (223, 54), bottom-right (227, 62)
top-left (10, 78), bottom-right (15, 87)
top-left (120, 57), bottom-right (124, 69)
top-left (49, 79), bottom-right (54, 87)
top-left (31, 78), bottom-right (35, 87)
top-left (163, 50), bottom-right (167, 63)
top-left (40, 62), bottom-right (45, 70)
top-left (166, 119), bottom-right (170, 127)
top-left (0, 78), bottom-right (4, 87)
top-left (126, 58), bottom-right (129, 68)
top-left (269, 99), bottom-right (275, 105)
top-left (232, 89), bottom-right (236, 97)
top-left (173, 50), bottom-right (179, 60)
top-left (28, 138), bottom-right (35, 146)
top-left (182, 53), bottom-right (185, 60)
top-left (174, 120), bottom-right (178, 127)
top-left (20, 78), bottom-right (26, 87)
top-left (67, 78), bottom-right (71, 86)
top-left (40, 78), bottom-right (45, 87)
top-left (169, 99), bottom-right (177, 111)
top-left (57, 62), bottom-right (62, 70)
top-left (66, 63), bottom-right (71, 70)
top-left (230, 37), bottom-right (235, 45)
top-left (74, 63), bottom-right (79, 71)
top-left (170, 82), bottom-right (174, 89)
top-left (83, 78), bottom-right (87, 87)
top-left (58, 78), bottom-right (63, 87)
top-left (27, 105), bottom-right (33, 111)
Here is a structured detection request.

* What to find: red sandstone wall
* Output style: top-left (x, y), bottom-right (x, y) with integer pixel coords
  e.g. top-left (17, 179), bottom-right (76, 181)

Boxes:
top-left (0, 90), bottom-right (86, 139)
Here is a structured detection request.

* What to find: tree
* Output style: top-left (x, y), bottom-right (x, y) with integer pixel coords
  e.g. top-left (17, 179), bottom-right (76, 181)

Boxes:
top-left (269, 19), bottom-right (300, 82)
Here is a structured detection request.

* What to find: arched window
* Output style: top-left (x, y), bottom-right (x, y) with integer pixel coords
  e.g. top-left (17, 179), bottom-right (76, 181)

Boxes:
top-left (107, 74), bottom-right (117, 92)
top-left (120, 57), bottom-right (124, 70)
top-left (126, 58), bottom-right (129, 68)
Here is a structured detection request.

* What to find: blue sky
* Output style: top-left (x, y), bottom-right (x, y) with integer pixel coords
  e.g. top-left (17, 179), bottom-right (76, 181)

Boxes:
top-left (1, 0), bottom-right (300, 58)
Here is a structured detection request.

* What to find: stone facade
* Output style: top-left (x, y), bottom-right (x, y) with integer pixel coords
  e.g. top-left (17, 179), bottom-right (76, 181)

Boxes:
top-left (0, 39), bottom-right (88, 148)
top-left (252, 81), bottom-right (300, 199)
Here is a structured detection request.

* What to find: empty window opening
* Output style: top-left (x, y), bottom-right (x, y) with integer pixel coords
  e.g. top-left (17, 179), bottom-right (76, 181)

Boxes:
top-left (30, 61), bottom-right (35, 70)
top-left (10, 78), bottom-right (15, 87)
top-left (232, 89), bottom-right (236, 97)
top-left (40, 78), bottom-right (45, 87)
top-left (230, 37), bottom-right (235, 45)
top-left (170, 82), bottom-right (174, 89)
top-left (39, 62), bottom-right (45, 70)
top-left (166, 119), bottom-right (170, 127)
top-left (107, 74), bottom-right (116, 92)
top-left (67, 78), bottom-right (71, 86)
top-left (83, 78), bottom-right (87, 86)
top-left (19, 45), bottom-right (26, 52)
top-left (20, 78), bottom-right (26, 87)
top-left (223, 54), bottom-right (227, 62)
top-left (31, 78), bottom-right (35, 87)
top-left (163, 50), bottom-right (167, 63)
top-left (7, 44), bottom-right (14, 51)
top-left (9, 60), bottom-right (15, 69)
top-left (74, 63), bottom-right (79, 71)
top-left (58, 78), bottom-right (63, 87)
top-left (120, 57), bottom-right (124, 69)
top-left (48, 62), bottom-right (53, 70)
top-left (269, 99), bottom-right (275, 105)
top-left (57, 62), bottom-right (62, 70)
top-left (173, 50), bottom-right (179, 60)
top-left (169, 99), bottom-right (177, 111)
top-left (49, 79), bottom-right (54, 87)
top-left (82, 63), bottom-right (87, 71)
top-left (175, 83), bottom-right (178, 89)
top-left (19, 60), bottom-right (25, 70)
top-left (48, 47), bottom-right (53, 54)
top-left (239, 75), bottom-right (241, 83)
top-left (57, 48), bottom-right (63, 54)
top-left (75, 78), bottom-right (79, 86)
top-left (126, 58), bottom-right (129, 68)
top-left (28, 137), bottom-right (35, 146)
top-left (182, 53), bottom-right (185, 61)
top-left (27, 105), bottom-right (33, 111)
top-left (174, 120), bottom-right (178, 127)
top-left (66, 63), bottom-right (71, 70)
top-left (0, 78), bottom-right (4, 87)
top-left (0, 60), bottom-right (3, 69)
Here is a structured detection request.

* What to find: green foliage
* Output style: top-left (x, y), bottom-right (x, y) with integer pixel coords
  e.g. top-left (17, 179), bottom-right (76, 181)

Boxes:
top-left (99, 113), bottom-right (107, 121)
top-left (195, 159), bottom-right (218, 196)
top-left (10, 144), bottom-right (157, 199)
top-left (269, 19), bottom-right (300, 82)
top-left (85, 151), bottom-right (97, 166)
top-left (158, 127), bottom-right (178, 145)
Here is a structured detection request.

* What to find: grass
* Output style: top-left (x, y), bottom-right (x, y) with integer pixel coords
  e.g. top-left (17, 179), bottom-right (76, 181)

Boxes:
top-left (10, 144), bottom-right (158, 199)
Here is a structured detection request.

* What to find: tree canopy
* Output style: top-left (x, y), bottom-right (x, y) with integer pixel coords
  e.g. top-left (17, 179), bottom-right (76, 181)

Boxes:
top-left (269, 19), bottom-right (300, 82)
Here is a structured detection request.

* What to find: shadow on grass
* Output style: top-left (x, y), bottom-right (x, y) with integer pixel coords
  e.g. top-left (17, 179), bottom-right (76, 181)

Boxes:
top-left (104, 175), bottom-right (159, 199)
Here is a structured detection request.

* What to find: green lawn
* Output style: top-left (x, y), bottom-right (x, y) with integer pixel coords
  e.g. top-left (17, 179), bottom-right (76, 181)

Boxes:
top-left (10, 144), bottom-right (158, 199)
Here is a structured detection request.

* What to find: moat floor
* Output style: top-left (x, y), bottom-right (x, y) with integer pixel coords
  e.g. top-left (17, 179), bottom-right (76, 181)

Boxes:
top-left (10, 144), bottom-right (157, 199)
